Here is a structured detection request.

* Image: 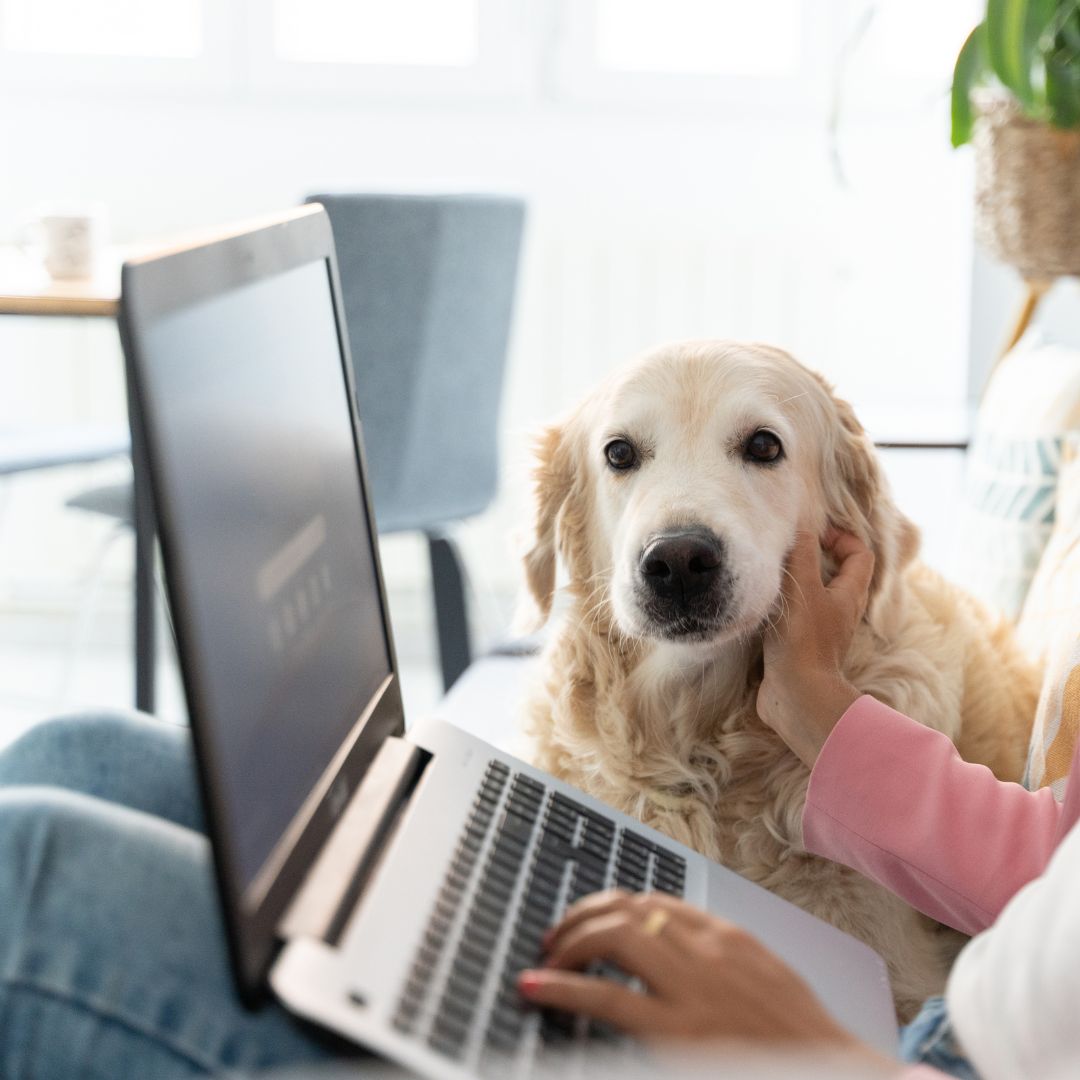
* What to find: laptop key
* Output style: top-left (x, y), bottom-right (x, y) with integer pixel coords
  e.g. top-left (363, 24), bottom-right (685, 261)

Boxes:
top-left (652, 871), bottom-right (684, 894)
top-left (428, 1033), bottom-right (466, 1060)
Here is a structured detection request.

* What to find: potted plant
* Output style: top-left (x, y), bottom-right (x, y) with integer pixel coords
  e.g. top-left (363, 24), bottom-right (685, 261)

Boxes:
top-left (952, 0), bottom-right (1080, 291)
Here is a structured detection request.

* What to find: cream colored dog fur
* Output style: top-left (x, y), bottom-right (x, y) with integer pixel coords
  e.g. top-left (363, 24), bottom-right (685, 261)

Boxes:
top-left (521, 341), bottom-right (1038, 1019)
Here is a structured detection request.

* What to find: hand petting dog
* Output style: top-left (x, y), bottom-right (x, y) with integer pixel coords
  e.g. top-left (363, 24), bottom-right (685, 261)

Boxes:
top-left (756, 528), bottom-right (874, 767)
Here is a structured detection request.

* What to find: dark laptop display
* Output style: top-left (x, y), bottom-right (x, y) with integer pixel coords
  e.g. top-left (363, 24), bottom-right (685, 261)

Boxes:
top-left (141, 258), bottom-right (391, 889)
top-left (121, 210), bottom-right (405, 995)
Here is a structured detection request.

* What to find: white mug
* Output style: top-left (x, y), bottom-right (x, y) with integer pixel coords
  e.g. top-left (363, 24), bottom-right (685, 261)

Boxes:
top-left (19, 206), bottom-right (109, 280)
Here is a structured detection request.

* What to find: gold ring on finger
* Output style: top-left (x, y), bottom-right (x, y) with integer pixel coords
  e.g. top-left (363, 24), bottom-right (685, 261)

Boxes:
top-left (642, 909), bottom-right (670, 937)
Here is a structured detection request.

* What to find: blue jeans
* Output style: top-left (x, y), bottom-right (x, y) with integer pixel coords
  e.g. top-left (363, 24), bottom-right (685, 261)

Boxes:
top-left (899, 996), bottom-right (979, 1079)
top-left (0, 712), bottom-right (356, 1079)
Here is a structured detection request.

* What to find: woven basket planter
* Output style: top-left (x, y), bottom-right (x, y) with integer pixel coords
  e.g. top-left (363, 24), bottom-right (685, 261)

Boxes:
top-left (974, 94), bottom-right (1080, 280)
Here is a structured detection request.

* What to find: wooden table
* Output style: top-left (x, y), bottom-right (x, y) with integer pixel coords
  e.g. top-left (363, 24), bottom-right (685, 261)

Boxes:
top-left (0, 246), bottom-right (157, 713)
top-left (0, 247), bottom-right (122, 318)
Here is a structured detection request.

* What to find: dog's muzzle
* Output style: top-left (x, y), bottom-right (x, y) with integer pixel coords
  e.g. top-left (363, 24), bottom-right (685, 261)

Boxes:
top-left (635, 527), bottom-right (732, 638)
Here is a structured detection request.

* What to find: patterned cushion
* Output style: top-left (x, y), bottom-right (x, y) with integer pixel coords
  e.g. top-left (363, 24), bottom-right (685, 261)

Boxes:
top-left (1018, 435), bottom-right (1080, 662)
top-left (954, 340), bottom-right (1080, 621)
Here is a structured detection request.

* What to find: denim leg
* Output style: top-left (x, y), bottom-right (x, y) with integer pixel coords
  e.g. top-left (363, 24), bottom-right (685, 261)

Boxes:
top-left (899, 995), bottom-right (980, 1080)
top-left (0, 712), bottom-right (204, 832)
top-left (0, 787), bottom-right (352, 1079)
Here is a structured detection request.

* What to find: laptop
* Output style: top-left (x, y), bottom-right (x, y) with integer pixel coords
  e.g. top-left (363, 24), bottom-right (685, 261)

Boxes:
top-left (118, 205), bottom-right (899, 1078)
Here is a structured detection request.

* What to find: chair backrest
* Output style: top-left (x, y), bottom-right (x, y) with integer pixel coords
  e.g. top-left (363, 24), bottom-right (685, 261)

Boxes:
top-left (305, 193), bottom-right (526, 534)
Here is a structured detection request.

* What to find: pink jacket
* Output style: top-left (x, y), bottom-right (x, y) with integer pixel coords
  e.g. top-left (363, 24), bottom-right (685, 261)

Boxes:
top-left (802, 696), bottom-right (1080, 1078)
top-left (802, 695), bottom-right (1079, 937)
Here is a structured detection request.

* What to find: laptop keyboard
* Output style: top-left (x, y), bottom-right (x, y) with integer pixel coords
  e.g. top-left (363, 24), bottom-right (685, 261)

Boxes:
top-left (391, 760), bottom-right (686, 1073)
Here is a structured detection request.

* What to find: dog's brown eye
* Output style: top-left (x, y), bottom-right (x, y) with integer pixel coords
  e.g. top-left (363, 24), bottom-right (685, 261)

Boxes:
top-left (745, 430), bottom-right (783, 464)
top-left (605, 439), bottom-right (638, 471)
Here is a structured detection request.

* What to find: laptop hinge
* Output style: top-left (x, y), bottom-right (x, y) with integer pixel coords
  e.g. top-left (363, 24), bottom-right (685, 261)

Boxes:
top-left (279, 735), bottom-right (430, 947)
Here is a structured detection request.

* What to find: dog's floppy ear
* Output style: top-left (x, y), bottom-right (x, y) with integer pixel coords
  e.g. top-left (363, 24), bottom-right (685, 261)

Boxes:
top-left (820, 386), bottom-right (919, 615)
top-left (519, 422), bottom-right (577, 628)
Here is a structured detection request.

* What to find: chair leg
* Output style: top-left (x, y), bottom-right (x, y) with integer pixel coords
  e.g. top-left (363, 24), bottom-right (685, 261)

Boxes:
top-left (427, 534), bottom-right (472, 692)
top-left (132, 446), bottom-right (156, 715)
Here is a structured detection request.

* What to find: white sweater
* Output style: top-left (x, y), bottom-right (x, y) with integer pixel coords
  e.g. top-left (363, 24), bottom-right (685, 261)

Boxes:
top-left (947, 817), bottom-right (1080, 1079)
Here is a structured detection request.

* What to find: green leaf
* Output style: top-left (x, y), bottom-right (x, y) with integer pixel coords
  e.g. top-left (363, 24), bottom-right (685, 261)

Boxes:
top-left (1047, 50), bottom-right (1080, 126)
top-left (1027, 0), bottom-right (1058, 108)
top-left (987, 0), bottom-right (1035, 105)
top-left (1059, 4), bottom-right (1080, 55)
top-left (952, 23), bottom-right (988, 147)
top-left (1027, 0), bottom-right (1059, 48)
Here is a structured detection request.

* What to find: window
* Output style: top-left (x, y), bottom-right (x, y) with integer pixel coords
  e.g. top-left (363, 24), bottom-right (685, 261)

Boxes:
top-left (594, 0), bottom-right (802, 78)
top-left (1, 0), bottom-right (202, 58)
top-left (0, 0), bottom-right (225, 90)
top-left (243, 0), bottom-right (527, 100)
top-left (273, 0), bottom-right (478, 67)
top-left (553, 0), bottom-right (981, 114)
top-left (550, 0), bottom-right (829, 112)
top-left (0, 0), bottom-right (521, 98)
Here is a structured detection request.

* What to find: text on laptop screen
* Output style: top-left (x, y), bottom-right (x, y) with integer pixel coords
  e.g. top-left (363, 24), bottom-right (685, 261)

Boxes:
top-left (143, 259), bottom-right (392, 892)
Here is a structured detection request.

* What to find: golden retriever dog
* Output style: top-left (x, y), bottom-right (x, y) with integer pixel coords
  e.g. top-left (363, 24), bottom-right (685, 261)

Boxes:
top-left (520, 340), bottom-right (1039, 1019)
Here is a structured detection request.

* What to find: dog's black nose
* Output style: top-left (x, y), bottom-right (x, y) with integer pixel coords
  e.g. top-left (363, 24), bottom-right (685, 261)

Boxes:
top-left (638, 529), bottom-right (724, 603)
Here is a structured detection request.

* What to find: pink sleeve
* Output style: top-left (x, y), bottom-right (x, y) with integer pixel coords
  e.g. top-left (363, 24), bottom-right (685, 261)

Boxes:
top-left (802, 695), bottom-right (1061, 935)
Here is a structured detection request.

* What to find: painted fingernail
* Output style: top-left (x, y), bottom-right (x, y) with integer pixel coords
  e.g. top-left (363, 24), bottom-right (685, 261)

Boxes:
top-left (518, 971), bottom-right (542, 996)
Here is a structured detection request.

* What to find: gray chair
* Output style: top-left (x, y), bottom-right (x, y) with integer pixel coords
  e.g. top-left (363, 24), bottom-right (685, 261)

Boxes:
top-left (306, 193), bottom-right (526, 690)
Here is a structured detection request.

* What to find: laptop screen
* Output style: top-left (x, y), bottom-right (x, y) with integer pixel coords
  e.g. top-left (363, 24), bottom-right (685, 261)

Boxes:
top-left (141, 257), bottom-right (393, 895)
